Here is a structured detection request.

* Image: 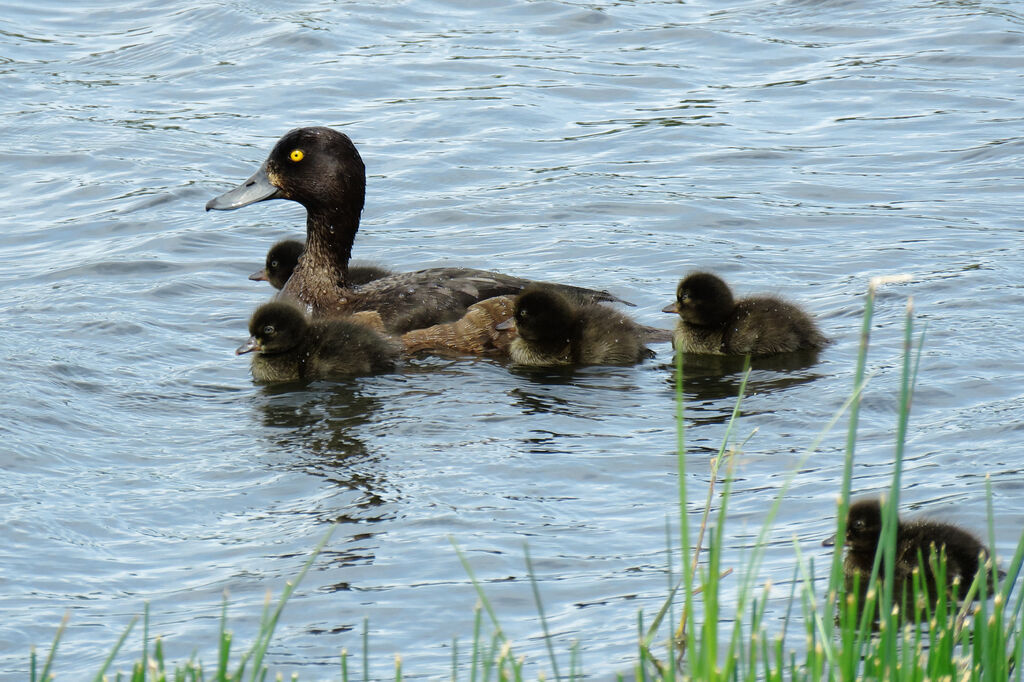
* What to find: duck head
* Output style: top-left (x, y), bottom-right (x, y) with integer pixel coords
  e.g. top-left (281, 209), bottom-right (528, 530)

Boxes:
top-left (207, 127), bottom-right (365, 214)
top-left (510, 286), bottom-right (575, 351)
top-left (208, 127), bottom-right (367, 293)
top-left (236, 302), bottom-right (309, 356)
top-left (822, 497), bottom-right (885, 550)
top-left (250, 239), bottom-right (304, 290)
top-left (844, 498), bottom-right (884, 553)
top-left (662, 272), bottom-right (735, 327)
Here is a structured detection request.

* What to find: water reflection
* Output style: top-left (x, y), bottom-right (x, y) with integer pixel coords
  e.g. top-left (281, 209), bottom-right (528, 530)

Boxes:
top-left (251, 382), bottom-right (393, 525)
top-left (507, 363), bottom-right (653, 420)
top-left (665, 350), bottom-right (826, 425)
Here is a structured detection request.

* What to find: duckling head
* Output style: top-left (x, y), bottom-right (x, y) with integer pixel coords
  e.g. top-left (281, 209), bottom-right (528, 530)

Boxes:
top-left (513, 286), bottom-right (575, 350)
top-left (845, 498), bottom-right (884, 554)
top-left (207, 127), bottom-right (365, 218)
top-left (236, 302), bottom-right (309, 356)
top-left (250, 239), bottom-right (304, 290)
top-left (662, 272), bottom-right (735, 327)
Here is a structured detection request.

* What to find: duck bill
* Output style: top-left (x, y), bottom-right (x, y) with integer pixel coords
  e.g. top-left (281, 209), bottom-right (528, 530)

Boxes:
top-left (249, 268), bottom-right (269, 282)
top-left (821, 533), bottom-right (837, 547)
top-left (235, 336), bottom-right (262, 355)
top-left (206, 162), bottom-right (282, 211)
top-left (494, 318), bottom-right (515, 331)
top-left (661, 302), bottom-right (680, 314)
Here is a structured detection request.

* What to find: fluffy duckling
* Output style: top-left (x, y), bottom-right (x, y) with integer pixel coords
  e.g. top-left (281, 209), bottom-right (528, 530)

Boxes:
top-left (236, 302), bottom-right (399, 382)
top-left (825, 498), bottom-right (997, 617)
top-left (249, 239), bottom-right (391, 290)
top-left (499, 285), bottom-right (654, 366)
top-left (207, 126), bottom-right (627, 333)
top-left (662, 272), bottom-right (827, 356)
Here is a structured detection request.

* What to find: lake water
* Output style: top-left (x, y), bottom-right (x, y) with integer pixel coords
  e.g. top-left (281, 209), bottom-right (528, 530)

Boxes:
top-left (2, 0), bottom-right (1023, 678)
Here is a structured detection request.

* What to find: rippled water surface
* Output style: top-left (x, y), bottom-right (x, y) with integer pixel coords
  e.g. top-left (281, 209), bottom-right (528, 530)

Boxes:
top-left (2, 0), bottom-right (1023, 678)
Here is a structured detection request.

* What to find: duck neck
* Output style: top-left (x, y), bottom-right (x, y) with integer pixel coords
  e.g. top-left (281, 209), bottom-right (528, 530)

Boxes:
top-left (531, 335), bottom-right (573, 360)
top-left (302, 206), bottom-right (359, 289)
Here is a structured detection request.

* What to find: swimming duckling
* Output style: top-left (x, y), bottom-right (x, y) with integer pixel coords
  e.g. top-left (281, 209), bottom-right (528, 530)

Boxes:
top-left (662, 272), bottom-right (827, 356)
top-left (825, 498), bottom-right (998, 618)
top-left (207, 126), bottom-right (628, 334)
top-left (498, 285), bottom-right (654, 366)
top-left (236, 302), bottom-right (399, 382)
top-left (249, 239), bottom-right (392, 290)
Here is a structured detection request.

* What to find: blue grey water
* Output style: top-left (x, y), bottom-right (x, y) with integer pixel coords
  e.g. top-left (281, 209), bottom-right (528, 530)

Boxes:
top-left (1, 0), bottom-right (1022, 678)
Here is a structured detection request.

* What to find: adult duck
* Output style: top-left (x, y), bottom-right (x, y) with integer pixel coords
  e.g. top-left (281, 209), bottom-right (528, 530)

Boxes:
top-left (207, 126), bottom-right (627, 333)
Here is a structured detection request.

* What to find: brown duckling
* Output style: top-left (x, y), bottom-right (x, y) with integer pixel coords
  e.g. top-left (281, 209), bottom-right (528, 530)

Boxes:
top-left (498, 285), bottom-right (654, 366)
top-left (236, 302), bottom-right (399, 382)
top-left (207, 126), bottom-right (628, 334)
top-left (662, 272), bottom-right (827, 356)
top-left (825, 498), bottom-right (998, 617)
top-left (249, 238), bottom-right (392, 290)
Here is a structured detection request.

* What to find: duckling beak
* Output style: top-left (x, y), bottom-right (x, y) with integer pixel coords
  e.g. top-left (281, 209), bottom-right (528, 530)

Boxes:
top-left (249, 268), bottom-right (269, 282)
top-left (822, 533), bottom-right (837, 547)
top-left (235, 336), bottom-right (262, 355)
top-left (495, 318), bottom-right (515, 331)
top-left (206, 162), bottom-right (282, 211)
top-left (662, 302), bottom-right (680, 314)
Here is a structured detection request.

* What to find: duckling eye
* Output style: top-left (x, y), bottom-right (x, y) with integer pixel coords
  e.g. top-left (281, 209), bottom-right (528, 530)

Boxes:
top-left (289, 149), bottom-right (304, 162)
top-left (270, 259), bottom-right (279, 268)
top-left (263, 325), bottom-right (276, 336)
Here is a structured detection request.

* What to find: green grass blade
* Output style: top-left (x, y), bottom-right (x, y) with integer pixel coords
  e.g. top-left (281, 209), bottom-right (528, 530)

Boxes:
top-left (92, 615), bottom-right (139, 682)
top-left (523, 544), bottom-right (561, 682)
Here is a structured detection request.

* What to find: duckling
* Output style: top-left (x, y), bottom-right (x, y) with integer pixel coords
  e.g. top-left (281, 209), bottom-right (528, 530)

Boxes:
top-left (249, 239), bottom-right (392, 290)
top-left (662, 272), bottom-right (827, 356)
top-left (236, 302), bottom-right (399, 382)
top-left (207, 126), bottom-right (628, 334)
top-left (498, 285), bottom-right (654, 366)
top-left (825, 498), bottom-right (998, 618)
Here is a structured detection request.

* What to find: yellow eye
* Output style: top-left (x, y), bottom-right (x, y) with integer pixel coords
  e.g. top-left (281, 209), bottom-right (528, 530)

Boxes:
top-left (289, 149), bottom-right (304, 162)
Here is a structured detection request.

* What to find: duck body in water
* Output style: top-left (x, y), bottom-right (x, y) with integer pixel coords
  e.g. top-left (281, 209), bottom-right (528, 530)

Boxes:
top-left (499, 285), bottom-right (654, 366)
top-left (663, 271), bottom-right (827, 356)
top-left (249, 238), bottom-right (391, 290)
top-left (825, 498), bottom-right (998, 619)
top-left (236, 301), bottom-right (399, 382)
top-left (207, 127), bottom-right (628, 334)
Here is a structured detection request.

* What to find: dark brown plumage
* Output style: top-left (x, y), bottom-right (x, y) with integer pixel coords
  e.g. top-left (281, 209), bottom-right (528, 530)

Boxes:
top-left (249, 238), bottom-right (392, 290)
top-left (827, 498), bottom-right (997, 619)
top-left (501, 285), bottom-right (654, 366)
top-left (662, 272), bottom-right (827, 356)
top-left (207, 126), bottom-right (629, 334)
top-left (236, 302), bottom-right (399, 382)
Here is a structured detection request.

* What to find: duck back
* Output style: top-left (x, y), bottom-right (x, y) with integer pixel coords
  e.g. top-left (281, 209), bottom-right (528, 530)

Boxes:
top-left (573, 305), bottom-right (655, 365)
top-left (305, 321), bottom-right (400, 377)
top-left (896, 520), bottom-right (991, 596)
top-left (724, 296), bottom-right (828, 356)
top-left (313, 267), bottom-right (628, 334)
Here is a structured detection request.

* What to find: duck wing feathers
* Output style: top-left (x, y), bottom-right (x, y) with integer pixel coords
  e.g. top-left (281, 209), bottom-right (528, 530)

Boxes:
top-left (346, 267), bottom-right (631, 333)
